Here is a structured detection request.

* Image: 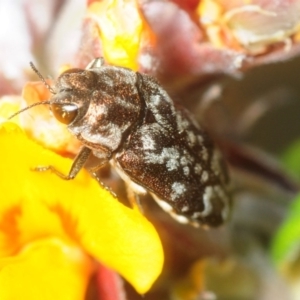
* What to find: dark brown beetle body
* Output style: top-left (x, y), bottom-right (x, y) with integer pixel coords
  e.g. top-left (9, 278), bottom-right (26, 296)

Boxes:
top-left (13, 58), bottom-right (231, 227)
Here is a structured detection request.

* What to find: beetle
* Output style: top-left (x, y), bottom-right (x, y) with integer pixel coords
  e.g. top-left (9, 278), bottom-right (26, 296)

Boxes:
top-left (9, 58), bottom-right (231, 227)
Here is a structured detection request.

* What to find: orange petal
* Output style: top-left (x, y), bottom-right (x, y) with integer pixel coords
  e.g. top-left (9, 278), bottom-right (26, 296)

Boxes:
top-left (21, 82), bottom-right (81, 154)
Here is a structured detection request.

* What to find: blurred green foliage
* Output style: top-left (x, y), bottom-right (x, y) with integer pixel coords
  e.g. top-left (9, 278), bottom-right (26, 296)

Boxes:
top-left (271, 142), bottom-right (300, 269)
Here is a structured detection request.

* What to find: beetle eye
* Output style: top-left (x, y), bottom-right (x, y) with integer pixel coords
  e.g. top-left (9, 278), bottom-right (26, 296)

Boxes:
top-left (51, 103), bottom-right (78, 124)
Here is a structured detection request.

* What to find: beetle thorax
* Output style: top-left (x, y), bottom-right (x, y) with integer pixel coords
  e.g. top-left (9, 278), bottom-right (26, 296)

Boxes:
top-left (66, 67), bottom-right (143, 153)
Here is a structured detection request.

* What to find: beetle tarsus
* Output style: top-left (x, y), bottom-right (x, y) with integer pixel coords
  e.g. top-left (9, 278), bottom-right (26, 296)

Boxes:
top-left (32, 165), bottom-right (74, 180)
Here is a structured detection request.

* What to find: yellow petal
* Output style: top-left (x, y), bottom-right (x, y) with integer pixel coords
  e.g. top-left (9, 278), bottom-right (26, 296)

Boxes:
top-left (0, 238), bottom-right (94, 300)
top-left (76, 191), bottom-right (164, 294)
top-left (88, 0), bottom-right (143, 70)
top-left (0, 122), bottom-right (164, 293)
top-left (0, 96), bottom-right (23, 124)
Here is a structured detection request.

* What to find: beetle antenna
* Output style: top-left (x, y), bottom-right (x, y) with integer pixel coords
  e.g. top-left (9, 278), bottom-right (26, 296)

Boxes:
top-left (29, 62), bottom-right (55, 94)
top-left (7, 100), bottom-right (52, 120)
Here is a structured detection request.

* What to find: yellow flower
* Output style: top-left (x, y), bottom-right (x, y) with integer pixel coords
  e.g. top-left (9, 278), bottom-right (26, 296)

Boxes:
top-left (0, 119), bottom-right (164, 298)
top-left (87, 0), bottom-right (152, 70)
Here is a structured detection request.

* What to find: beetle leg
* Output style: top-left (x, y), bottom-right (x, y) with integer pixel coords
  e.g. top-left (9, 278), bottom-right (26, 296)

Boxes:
top-left (33, 146), bottom-right (92, 180)
top-left (87, 161), bottom-right (108, 174)
top-left (86, 163), bottom-right (117, 198)
top-left (86, 57), bottom-right (105, 69)
top-left (125, 183), bottom-right (144, 213)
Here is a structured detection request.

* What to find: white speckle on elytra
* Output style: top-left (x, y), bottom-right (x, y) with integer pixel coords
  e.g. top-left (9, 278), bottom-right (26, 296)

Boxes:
top-left (150, 94), bottom-right (161, 106)
top-left (201, 171), bottom-right (209, 183)
top-left (176, 113), bottom-right (190, 132)
top-left (181, 205), bottom-right (189, 212)
top-left (183, 166), bottom-right (190, 176)
top-left (182, 150), bottom-right (194, 164)
top-left (144, 147), bottom-right (181, 171)
top-left (197, 135), bottom-right (204, 144)
top-left (171, 182), bottom-right (186, 200)
top-left (180, 156), bottom-right (189, 166)
top-left (213, 185), bottom-right (229, 222)
top-left (194, 163), bottom-right (202, 175)
top-left (192, 186), bottom-right (214, 217)
top-left (201, 148), bottom-right (209, 161)
top-left (166, 158), bottom-right (180, 171)
top-left (141, 135), bottom-right (156, 150)
top-left (202, 186), bottom-right (213, 216)
top-left (187, 131), bottom-right (197, 146)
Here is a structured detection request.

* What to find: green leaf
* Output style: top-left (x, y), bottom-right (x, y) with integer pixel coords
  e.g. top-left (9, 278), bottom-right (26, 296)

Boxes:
top-left (281, 140), bottom-right (300, 179)
top-left (271, 194), bottom-right (300, 266)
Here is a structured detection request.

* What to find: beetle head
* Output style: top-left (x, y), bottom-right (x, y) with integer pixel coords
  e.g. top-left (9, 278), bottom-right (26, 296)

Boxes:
top-left (50, 68), bottom-right (97, 125)
top-left (8, 65), bottom-right (97, 126)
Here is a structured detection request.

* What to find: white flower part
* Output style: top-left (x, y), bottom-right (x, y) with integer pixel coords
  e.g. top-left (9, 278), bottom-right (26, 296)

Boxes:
top-left (223, 4), bottom-right (300, 53)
